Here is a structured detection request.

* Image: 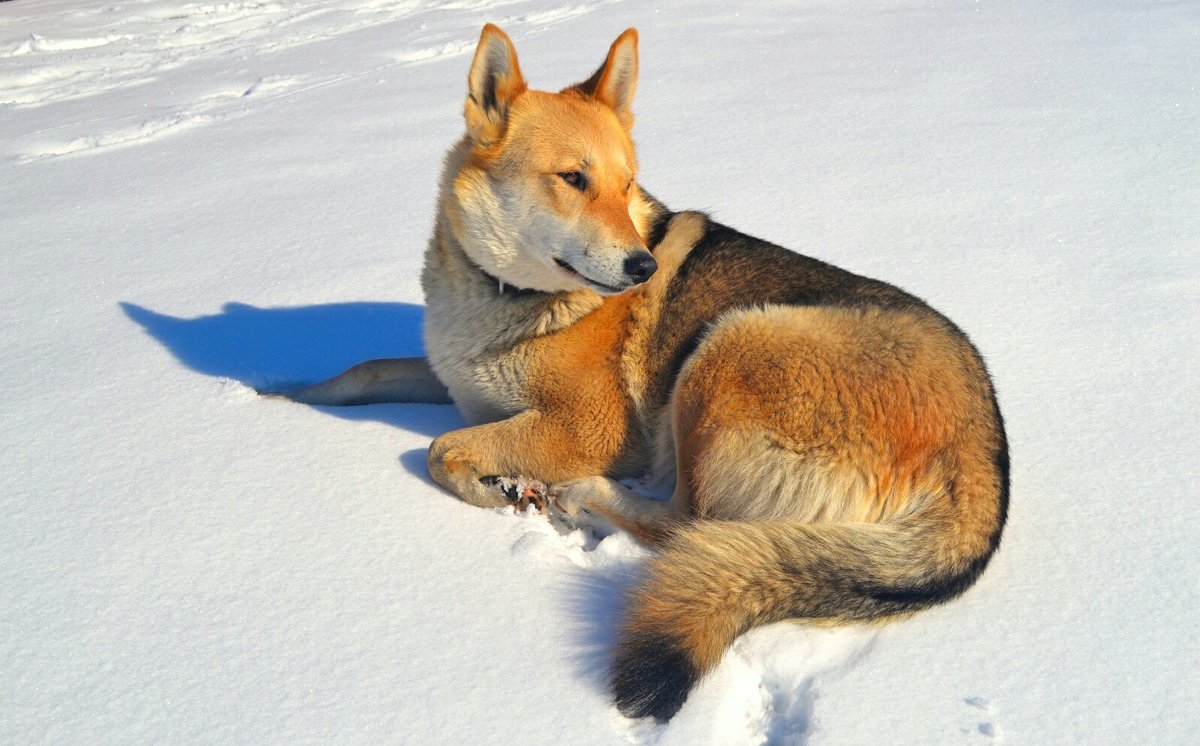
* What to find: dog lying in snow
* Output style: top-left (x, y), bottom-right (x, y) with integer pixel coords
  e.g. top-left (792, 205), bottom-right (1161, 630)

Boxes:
top-left (277, 25), bottom-right (1009, 721)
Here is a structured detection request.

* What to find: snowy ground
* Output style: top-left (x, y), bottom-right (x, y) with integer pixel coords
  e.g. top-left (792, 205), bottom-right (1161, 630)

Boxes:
top-left (2, 1), bottom-right (1198, 743)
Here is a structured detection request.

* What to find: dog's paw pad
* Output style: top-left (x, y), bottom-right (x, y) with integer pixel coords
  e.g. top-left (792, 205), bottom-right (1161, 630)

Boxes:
top-left (480, 476), bottom-right (548, 513)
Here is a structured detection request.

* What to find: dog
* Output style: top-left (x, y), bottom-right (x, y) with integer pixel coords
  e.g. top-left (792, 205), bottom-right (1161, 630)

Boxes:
top-left (278, 25), bottom-right (1009, 722)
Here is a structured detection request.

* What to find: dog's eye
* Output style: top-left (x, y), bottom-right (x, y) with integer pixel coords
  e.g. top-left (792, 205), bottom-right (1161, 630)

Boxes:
top-left (558, 171), bottom-right (587, 191)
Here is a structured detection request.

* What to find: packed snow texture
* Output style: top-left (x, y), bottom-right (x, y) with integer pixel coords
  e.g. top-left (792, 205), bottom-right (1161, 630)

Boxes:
top-left (2, 1), bottom-right (1198, 743)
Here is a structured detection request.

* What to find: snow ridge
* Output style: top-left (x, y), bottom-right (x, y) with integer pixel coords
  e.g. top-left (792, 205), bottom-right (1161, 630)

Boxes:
top-left (3, 0), bottom-right (623, 162)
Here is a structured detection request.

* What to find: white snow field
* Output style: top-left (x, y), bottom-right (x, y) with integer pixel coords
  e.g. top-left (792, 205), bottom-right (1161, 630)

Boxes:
top-left (2, 0), bottom-right (1197, 743)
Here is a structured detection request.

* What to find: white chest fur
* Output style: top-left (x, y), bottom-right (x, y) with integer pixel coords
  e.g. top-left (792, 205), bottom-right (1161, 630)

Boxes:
top-left (422, 287), bottom-right (530, 425)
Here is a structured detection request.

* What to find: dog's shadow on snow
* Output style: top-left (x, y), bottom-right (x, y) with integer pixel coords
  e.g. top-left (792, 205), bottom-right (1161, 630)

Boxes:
top-left (554, 538), bottom-right (653, 703)
top-left (125, 300), bottom-right (657, 705)
top-left (120, 301), bottom-right (464, 442)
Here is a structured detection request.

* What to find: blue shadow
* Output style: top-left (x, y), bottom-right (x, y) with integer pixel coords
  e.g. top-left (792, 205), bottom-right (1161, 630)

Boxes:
top-left (122, 301), bottom-right (645, 670)
top-left (120, 300), bottom-right (463, 437)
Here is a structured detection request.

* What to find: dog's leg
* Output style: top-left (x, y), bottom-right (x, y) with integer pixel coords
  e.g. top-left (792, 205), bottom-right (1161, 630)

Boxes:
top-left (263, 357), bottom-right (451, 405)
top-left (428, 410), bottom-right (621, 509)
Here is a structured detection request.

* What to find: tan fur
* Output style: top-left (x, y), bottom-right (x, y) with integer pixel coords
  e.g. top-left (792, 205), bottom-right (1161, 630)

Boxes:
top-left (277, 26), bottom-right (1009, 721)
top-left (618, 212), bottom-right (707, 414)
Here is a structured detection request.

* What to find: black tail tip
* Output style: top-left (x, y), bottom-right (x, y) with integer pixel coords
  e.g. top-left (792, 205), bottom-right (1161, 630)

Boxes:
top-left (611, 631), bottom-right (698, 722)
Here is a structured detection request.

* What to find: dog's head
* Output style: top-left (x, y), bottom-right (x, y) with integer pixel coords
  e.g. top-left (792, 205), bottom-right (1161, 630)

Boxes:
top-left (444, 25), bottom-right (656, 295)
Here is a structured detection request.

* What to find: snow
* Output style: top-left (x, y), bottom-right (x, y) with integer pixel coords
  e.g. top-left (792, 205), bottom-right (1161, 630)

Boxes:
top-left (2, 0), bottom-right (1197, 743)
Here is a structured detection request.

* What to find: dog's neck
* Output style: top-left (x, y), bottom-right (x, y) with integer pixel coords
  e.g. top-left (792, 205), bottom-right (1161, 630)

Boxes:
top-left (424, 172), bottom-right (677, 347)
top-left (425, 215), bottom-right (605, 342)
top-left (464, 253), bottom-right (545, 299)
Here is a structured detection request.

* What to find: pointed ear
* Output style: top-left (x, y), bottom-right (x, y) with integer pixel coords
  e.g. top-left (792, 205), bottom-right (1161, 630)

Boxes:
top-left (464, 24), bottom-right (526, 145)
top-left (573, 28), bottom-right (638, 130)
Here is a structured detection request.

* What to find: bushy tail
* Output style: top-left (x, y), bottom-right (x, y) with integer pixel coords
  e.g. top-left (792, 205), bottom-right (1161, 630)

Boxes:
top-left (611, 515), bottom-right (998, 721)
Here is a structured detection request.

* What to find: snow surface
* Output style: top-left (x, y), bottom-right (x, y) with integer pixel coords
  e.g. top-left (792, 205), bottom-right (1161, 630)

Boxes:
top-left (2, 0), bottom-right (1198, 743)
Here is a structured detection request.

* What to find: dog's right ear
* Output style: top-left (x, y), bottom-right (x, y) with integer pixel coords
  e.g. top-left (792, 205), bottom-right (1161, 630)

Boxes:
top-left (464, 24), bottom-right (526, 145)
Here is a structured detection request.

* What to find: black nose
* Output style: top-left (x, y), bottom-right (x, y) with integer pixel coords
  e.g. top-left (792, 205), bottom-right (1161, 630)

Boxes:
top-left (623, 251), bottom-right (658, 284)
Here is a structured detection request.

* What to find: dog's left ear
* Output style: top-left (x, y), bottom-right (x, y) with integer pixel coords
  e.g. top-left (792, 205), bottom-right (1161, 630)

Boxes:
top-left (573, 28), bottom-right (638, 130)
top-left (465, 24), bottom-right (527, 145)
